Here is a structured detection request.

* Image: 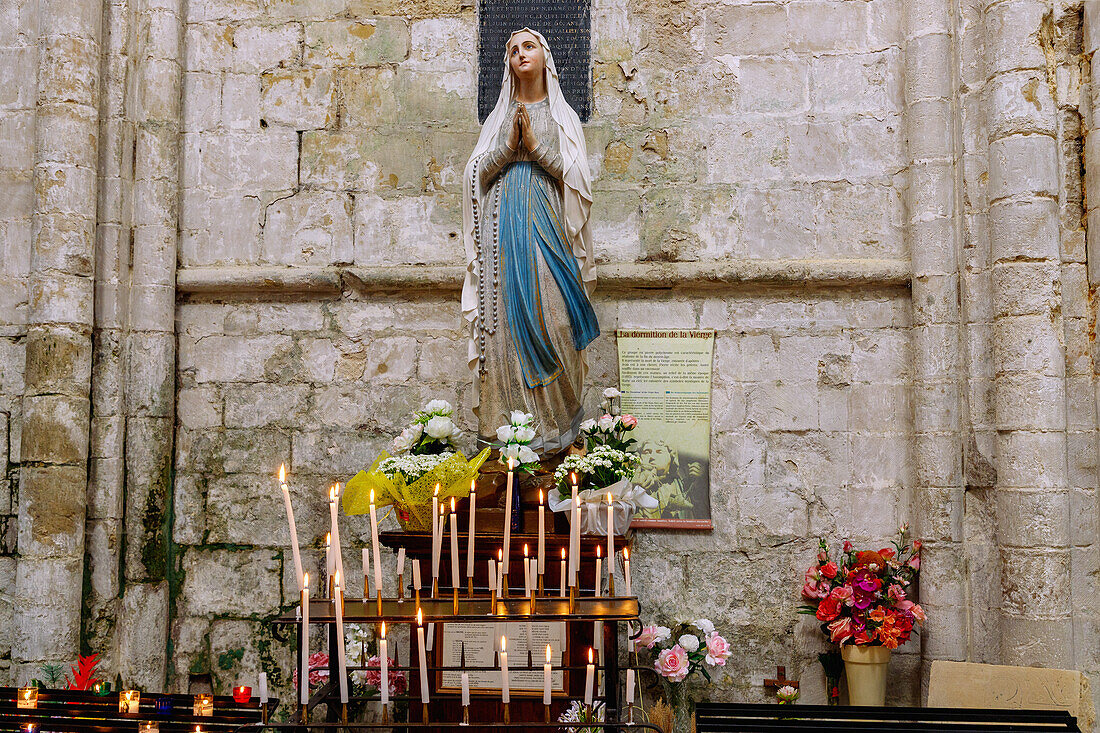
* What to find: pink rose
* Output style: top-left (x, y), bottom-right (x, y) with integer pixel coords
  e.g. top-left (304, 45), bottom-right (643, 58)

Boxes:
top-left (655, 645), bottom-right (689, 682)
top-left (831, 584), bottom-right (853, 601)
top-left (621, 414), bottom-right (638, 429)
top-left (636, 625), bottom-right (669, 649)
top-left (821, 561), bottom-right (838, 579)
top-left (704, 632), bottom-right (731, 666)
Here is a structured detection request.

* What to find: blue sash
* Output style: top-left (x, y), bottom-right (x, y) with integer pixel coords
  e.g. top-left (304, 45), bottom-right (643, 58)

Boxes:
top-left (498, 161), bottom-right (599, 388)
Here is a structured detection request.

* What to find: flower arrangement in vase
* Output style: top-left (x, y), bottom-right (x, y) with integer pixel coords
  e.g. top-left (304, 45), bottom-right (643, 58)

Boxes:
top-left (343, 400), bottom-right (490, 531)
top-left (798, 526), bottom-right (923, 705)
top-left (548, 387), bottom-right (657, 533)
top-left (635, 618), bottom-right (731, 728)
top-left (495, 411), bottom-right (540, 472)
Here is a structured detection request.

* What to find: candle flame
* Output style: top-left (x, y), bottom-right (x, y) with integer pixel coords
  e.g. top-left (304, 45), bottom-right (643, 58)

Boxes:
top-left (417, 608), bottom-right (423, 626)
top-left (498, 548), bottom-right (503, 561)
top-left (370, 488), bottom-right (375, 504)
top-left (451, 497), bottom-right (456, 511)
top-left (570, 472), bottom-right (577, 485)
top-left (561, 548), bottom-right (566, 559)
top-left (279, 464), bottom-right (286, 482)
top-left (546, 644), bottom-right (551, 663)
top-left (334, 569), bottom-right (341, 589)
top-left (523, 543), bottom-right (529, 557)
top-left (624, 547), bottom-right (630, 560)
top-left (607, 491), bottom-right (613, 504)
top-left (325, 532), bottom-right (331, 546)
top-left (303, 572), bottom-right (310, 588)
top-left (501, 635), bottom-right (507, 652)
top-left (597, 545), bottom-right (601, 558)
top-left (329, 485), bottom-right (335, 502)
top-left (381, 621), bottom-right (386, 638)
top-left (539, 489), bottom-right (544, 504)
top-left (434, 485), bottom-right (440, 496)
top-left (471, 479), bottom-right (476, 492)
top-left (588, 648), bottom-right (593, 664)
top-left (507, 457), bottom-right (515, 470)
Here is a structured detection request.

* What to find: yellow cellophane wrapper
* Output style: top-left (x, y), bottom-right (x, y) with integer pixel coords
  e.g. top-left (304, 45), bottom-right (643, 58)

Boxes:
top-left (342, 447), bottom-right (491, 531)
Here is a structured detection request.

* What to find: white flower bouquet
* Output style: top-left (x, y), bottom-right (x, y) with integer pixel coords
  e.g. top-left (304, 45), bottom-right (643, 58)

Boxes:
top-left (495, 410), bottom-right (540, 473)
top-left (343, 399), bottom-right (490, 531)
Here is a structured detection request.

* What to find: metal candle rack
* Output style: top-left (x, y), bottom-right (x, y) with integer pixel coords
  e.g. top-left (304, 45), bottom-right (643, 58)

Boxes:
top-left (274, 548), bottom-right (644, 730)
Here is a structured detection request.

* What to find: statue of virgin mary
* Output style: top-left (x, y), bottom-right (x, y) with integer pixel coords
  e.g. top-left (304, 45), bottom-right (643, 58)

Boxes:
top-left (461, 28), bottom-right (599, 455)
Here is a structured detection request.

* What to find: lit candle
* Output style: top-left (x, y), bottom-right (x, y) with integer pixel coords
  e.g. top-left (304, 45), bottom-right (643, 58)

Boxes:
top-left (450, 497), bottom-right (460, 590)
top-left (467, 480), bottom-right (477, 582)
top-left (543, 644), bottom-right (552, 706)
top-left (538, 490), bottom-right (546, 580)
top-left (433, 503), bottom-right (445, 595)
top-left (584, 648), bottom-right (595, 706)
top-left (431, 487), bottom-right (440, 591)
top-left (279, 465), bottom-right (304, 591)
top-left (569, 473), bottom-right (579, 584)
top-left (333, 572), bottom-right (349, 704)
top-left (325, 531), bottom-right (333, 593)
top-left (499, 635), bottom-right (510, 704)
top-left (606, 492), bottom-right (614, 569)
top-left (194, 694), bottom-right (213, 717)
top-left (140, 723), bottom-right (158, 733)
top-left (369, 489), bottom-right (382, 602)
top-left (416, 609), bottom-right (429, 703)
top-left (380, 622), bottom-right (389, 705)
top-left (623, 547), bottom-right (632, 596)
top-left (232, 686), bottom-right (251, 704)
top-left (497, 548), bottom-right (504, 595)
top-left (559, 548), bottom-right (567, 597)
top-left (17, 686), bottom-right (37, 710)
top-left (626, 668), bottom-right (636, 705)
top-left (329, 485), bottom-right (346, 596)
top-left (503, 459), bottom-right (514, 579)
top-left (594, 546), bottom-right (602, 597)
top-left (300, 573), bottom-right (310, 705)
top-left (259, 672), bottom-right (268, 704)
top-left (523, 544), bottom-right (531, 597)
top-left (120, 689), bottom-right (141, 714)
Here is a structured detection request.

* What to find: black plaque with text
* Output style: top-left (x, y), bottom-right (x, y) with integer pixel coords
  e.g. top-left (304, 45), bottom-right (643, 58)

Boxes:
top-left (477, 0), bottom-right (592, 123)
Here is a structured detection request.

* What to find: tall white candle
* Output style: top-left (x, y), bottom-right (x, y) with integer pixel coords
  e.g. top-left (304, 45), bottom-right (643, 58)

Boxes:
top-left (278, 465), bottom-right (304, 591)
top-left (569, 474), bottom-right (579, 582)
top-left (330, 485), bottom-right (346, 593)
top-left (529, 558), bottom-right (537, 599)
top-left (300, 573), bottom-right (310, 705)
top-left (523, 544), bottom-right (531, 597)
top-left (624, 548), bottom-right (632, 596)
top-left (584, 648), bottom-right (594, 706)
top-left (594, 546), bottom-right (602, 598)
top-left (450, 498), bottom-right (460, 589)
top-left (325, 532), bottom-right (333, 591)
top-left (496, 549), bottom-right (504, 595)
top-left (460, 671), bottom-right (470, 707)
top-left (559, 549), bottom-right (567, 597)
top-left (259, 672), bottom-right (268, 704)
top-left (397, 548), bottom-right (405, 581)
top-left (380, 623), bottom-right (389, 705)
top-left (499, 635), bottom-right (509, 704)
top-left (466, 481), bottom-right (477, 580)
top-left (412, 559), bottom-right (422, 592)
top-left (538, 490), bottom-right (546, 577)
top-left (369, 490), bottom-right (383, 600)
top-left (606, 492), bottom-right (614, 568)
top-left (431, 487), bottom-right (440, 584)
top-left (503, 459), bottom-right (514, 578)
top-left (333, 573), bottom-right (349, 704)
top-left (626, 668), bottom-right (635, 705)
top-left (542, 644), bottom-right (552, 706)
top-left (487, 557), bottom-right (496, 593)
top-left (416, 610), bottom-right (429, 703)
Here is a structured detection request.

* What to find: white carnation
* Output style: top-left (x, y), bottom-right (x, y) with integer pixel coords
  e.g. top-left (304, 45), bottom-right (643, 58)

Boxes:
top-left (425, 416), bottom-right (455, 439)
top-left (497, 425), bottom-right (517, 443)
top-left (693, 618), bottom-right (715, 635)
top-left (678, 634), bottom-right (700, 653)
top-left (603, 387), bottom-right (622, 399)
top-left (580, 418), bottom-right (596, 432)
top-left (515, 426), bottom-right (536, 443)
top-left (425, 399), bottom-right (453, 416)
top-left (654, 626), bottom-right (672, 644)
top-left (392, 432), bottom-right (412, 454)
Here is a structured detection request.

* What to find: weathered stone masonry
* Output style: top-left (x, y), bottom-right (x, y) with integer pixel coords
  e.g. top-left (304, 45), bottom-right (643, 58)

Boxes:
top-left (1, 0), bottom-right (1100, 712)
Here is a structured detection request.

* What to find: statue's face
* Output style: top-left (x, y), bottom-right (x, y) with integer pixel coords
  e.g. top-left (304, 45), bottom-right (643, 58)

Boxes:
top-left (639, 442), bottom-right (672, 474)
top-left (508, 31), bottom-right (545, 83)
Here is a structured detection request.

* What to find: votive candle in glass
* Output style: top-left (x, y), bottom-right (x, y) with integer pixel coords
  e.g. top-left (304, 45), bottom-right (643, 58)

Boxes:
top-left (119, 690), bottom-right (141, 714)
top-left (193, 694), bottom-right (213, 716)
top-left (232, 686), bottom-right (251, 704)
top-left (155, 696), bottom-right (173, 715)
top-left (140, 722), bottom-right (159, 733)
top-left (17, 686), bottom-right (37, 709)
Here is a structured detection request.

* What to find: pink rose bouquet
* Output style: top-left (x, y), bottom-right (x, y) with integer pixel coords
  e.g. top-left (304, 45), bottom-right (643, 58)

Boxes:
top-left (798, 527), bottom-right (924, 649)
top-left (636, 618), bottom-right (729, 685)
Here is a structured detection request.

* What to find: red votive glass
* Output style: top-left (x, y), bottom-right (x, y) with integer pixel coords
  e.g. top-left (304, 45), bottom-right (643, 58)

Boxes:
top-left (232, 686), bottom-right (251, 704)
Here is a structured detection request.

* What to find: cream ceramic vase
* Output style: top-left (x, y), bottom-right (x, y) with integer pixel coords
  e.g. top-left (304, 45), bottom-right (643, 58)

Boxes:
top-left (841, 645), bottom-right (891, 706)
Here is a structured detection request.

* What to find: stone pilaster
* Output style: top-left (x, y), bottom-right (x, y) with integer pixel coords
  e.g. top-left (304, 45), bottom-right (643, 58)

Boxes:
top-left (116, 0), bottom-right (183, 689)
top-left (983, 0), bottom-right (1072, 667)
top-left (904, 0), bottom-right (968, 671)
top-left (13, 0), bottom-right (103, 680)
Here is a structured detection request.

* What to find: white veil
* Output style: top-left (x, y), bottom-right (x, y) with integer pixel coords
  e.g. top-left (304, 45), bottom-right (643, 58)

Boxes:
top-left (460, 28), bottom-right (596, 382)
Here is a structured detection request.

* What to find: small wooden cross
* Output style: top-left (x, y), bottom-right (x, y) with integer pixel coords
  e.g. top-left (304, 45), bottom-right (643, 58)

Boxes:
top-left (764, 665), bottom-right (799, 691)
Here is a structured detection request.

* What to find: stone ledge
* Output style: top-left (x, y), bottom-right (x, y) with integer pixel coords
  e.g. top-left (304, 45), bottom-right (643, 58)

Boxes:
top-left (176, 259), bottom-right (912, 298)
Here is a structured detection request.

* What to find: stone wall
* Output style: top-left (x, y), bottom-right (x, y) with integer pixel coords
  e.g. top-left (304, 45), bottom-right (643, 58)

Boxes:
top-left (1, 0), bottom-right (1099, 716)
